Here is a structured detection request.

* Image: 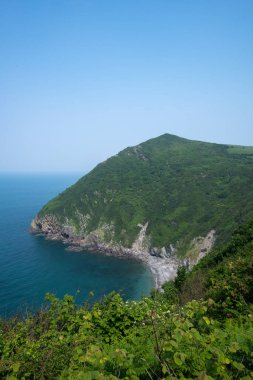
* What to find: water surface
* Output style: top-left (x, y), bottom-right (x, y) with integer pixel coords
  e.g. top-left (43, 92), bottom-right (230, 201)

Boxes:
top-left (0, 173), bottom-right (153, 317)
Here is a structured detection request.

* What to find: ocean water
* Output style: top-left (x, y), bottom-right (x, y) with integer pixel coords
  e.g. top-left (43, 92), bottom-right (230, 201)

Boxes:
top-left (0, 174), bottom-right (154, 317)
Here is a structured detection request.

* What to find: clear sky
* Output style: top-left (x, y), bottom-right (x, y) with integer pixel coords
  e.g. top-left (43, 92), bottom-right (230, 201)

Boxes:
top-left (1, 0), bottom-right (253, 173)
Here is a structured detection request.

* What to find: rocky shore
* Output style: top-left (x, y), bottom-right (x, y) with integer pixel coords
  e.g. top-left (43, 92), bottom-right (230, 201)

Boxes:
top-left (31, 215), bottom-right (215, 290)
top-left (65, 244), bottom-right (179, 290)
top-left (30, 216), bottom-right (180, 290)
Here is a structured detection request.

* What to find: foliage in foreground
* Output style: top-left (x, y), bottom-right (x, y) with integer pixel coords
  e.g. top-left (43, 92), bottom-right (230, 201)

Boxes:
top-left (1, 219), bottom-right (253, 379)
top-left (1, 293), bottom-right (252, 380)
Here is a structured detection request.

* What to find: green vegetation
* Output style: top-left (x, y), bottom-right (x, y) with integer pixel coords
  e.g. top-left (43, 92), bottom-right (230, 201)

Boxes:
top-left (1, 219), bottom-right (253, 379)
top-left (227, 145), bottom-right (253, 156)
top-left (37, 134), bottom-right (253, 254)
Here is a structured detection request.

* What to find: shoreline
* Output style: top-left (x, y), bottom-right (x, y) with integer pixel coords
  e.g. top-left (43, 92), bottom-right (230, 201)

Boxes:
top-left (31, 215), bottom-right (216, 290)
top-left (31, 229), bottom-right (179, 290)
top-left (59, 239), bottom-right (178, 290)
top-left (66, 244), bottom-right (179, 290)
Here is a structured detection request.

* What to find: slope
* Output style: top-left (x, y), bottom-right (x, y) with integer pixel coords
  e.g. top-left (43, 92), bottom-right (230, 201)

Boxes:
top-left (32, 133), bottom-right (253, 258)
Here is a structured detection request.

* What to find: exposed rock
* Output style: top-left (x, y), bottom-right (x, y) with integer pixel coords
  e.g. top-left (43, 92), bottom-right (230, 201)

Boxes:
top-left (147, 255), bottom-right (179, 289)
top-left (31, 215), bottom-right (62, 237)
top-left (30, 215), bottom-right (215, 290)
top-left (186, 229), bottom-right (216, 268)
top-left (132, 222), bottom-right (150, 252)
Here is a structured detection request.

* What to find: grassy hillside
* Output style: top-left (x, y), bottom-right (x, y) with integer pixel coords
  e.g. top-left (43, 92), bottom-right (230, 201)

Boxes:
top-left (1, 219), bottom-right (253, 379)
top-left (37, 134), bottom-right (253, 254)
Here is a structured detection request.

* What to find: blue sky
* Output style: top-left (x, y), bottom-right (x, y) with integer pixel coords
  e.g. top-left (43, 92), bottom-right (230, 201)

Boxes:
top-left (1, 0), bottom-right (253, 173)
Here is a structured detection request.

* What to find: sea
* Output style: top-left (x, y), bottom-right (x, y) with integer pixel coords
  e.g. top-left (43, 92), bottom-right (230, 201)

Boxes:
top-left (0, 173), bottom-right (154, 317)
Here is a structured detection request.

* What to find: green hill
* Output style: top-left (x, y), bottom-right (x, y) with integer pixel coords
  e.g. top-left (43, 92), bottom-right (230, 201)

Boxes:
top-left (32, 133), bottom-right (253, 257)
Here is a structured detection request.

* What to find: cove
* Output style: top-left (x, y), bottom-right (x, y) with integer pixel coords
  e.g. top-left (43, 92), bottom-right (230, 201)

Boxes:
top-left (0, 174), bottom-right (154, 317)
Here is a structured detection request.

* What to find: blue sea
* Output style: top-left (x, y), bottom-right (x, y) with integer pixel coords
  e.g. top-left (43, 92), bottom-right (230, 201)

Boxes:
top-left (0, 174), bottom-right (154, 317)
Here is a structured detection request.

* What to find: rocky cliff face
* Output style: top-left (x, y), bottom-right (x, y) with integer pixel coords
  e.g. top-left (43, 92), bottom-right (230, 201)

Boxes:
top-left (31, 214), bottom-right (216, 289)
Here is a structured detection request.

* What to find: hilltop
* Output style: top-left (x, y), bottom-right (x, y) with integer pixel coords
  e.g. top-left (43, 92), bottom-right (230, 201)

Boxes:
top-left (31, 134), bottom-right (253, 284)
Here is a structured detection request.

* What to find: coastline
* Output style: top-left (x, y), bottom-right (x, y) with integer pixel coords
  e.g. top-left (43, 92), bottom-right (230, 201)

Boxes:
top-left (54, 238), bottom-right (178, 290)
top-left (31, 218), bottom-right (179, 290)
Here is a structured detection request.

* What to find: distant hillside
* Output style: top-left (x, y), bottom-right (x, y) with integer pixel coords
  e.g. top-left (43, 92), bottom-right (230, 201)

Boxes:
top-left (31, 133), bottom-right (253, 258)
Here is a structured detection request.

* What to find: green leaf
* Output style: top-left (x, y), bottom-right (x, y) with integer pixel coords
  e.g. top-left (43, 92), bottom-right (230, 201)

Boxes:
top-left (203, 316), bottom-right (210, 325)
top-left (232, 361), bottom-right (245, 370)
top-left (229, 341), bottom-right (239, 353)
top-left (173, 352), bottom-right (185, 366)
top-left (12, 362), bottom-right (20, 373)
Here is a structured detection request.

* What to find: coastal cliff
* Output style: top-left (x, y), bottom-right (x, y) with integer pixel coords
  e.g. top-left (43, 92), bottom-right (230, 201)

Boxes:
top-left (31, 214), bottom-right (215, 288)
top-left (31, 133), bottom-right (253, 287)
